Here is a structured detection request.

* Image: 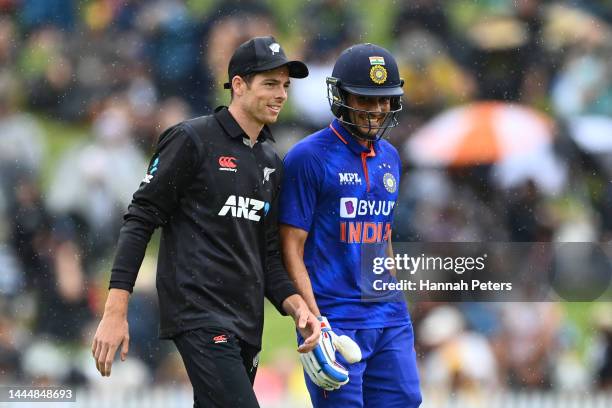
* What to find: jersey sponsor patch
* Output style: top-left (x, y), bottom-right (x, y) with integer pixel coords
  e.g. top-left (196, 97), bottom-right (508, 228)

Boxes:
top-left (218, 195), bottom-right (267, 221)
top-left (219, 156), bottom-right (238, 172)
top-left (340, 197), bottom-right (358, 218)
top-left (213, 334), bottom-right (228, 344)
top-left (339, 172), bottom-right (362, 185)
top-left (339, 198), bottom-right (395, 218)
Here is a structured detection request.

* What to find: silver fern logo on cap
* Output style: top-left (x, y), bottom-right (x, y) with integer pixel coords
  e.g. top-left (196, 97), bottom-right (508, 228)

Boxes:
top-left (269, 43), bottom-right (280, 55)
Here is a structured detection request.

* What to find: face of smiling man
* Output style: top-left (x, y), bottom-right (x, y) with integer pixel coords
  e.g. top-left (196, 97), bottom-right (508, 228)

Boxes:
top-left (238, 66), bottom-right (290, 127)
top-left (344, 93), bottom-right (391, 140)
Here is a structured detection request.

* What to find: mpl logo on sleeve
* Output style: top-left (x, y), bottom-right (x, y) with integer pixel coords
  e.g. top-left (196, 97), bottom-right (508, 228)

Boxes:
top-left (339, 173), bottom-right (362, 185)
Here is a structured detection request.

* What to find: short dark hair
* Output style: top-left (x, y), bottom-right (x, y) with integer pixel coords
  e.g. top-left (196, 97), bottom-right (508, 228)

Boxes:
top-left (229, 73), bottom-right (256, 100)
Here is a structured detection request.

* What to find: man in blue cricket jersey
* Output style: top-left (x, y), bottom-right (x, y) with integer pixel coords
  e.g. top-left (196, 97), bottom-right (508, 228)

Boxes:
top-left (279, 43), bottom-right (422, 407)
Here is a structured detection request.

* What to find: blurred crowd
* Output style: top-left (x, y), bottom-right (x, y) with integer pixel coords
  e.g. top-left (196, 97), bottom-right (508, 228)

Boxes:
top-left (1, 0), bottom-right (612, 404)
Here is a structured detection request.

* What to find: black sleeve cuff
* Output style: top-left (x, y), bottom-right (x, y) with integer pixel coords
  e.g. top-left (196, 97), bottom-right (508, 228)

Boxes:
top-left (266, 283), bottom-right (299, 316)
top-left (108, 280), bottom-right (134, 293)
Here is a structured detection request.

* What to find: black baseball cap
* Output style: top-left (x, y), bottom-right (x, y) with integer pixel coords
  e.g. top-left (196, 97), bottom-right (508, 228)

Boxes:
top-left (223, 36), bottom-right (309, 89)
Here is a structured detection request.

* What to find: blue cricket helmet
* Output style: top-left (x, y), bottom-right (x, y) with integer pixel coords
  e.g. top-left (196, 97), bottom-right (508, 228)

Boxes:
top-left (331, 43), bottom-right (404, 97)
top-left (327, 43), bottom-right (404, 140)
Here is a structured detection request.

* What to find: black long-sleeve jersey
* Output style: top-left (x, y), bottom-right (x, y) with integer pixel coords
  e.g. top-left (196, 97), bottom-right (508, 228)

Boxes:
top-left (109, 106), bottom-right (297, 347)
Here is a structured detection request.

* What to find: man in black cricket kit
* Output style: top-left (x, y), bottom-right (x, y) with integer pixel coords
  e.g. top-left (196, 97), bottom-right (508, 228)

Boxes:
top-left (91, 36), bottom-right (319, 407)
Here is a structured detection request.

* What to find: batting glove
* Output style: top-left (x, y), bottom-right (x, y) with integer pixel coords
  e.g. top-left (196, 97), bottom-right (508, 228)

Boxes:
top-left (299, 316), bottom-right (362, 391)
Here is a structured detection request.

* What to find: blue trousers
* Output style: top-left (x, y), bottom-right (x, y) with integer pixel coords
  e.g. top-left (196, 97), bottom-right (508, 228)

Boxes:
top-left (302, 323), bottom-right (422, 408)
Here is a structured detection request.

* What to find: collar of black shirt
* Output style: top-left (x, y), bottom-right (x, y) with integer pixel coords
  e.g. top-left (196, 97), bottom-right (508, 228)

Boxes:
top-left (214, 106), bottom-right (275, 143)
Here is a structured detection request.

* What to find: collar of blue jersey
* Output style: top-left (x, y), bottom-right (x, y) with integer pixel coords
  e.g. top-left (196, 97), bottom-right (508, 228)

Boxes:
top-left (214, 106), bottom-right (275, 142)
top-left (329, 118), bottom-right (376, 156)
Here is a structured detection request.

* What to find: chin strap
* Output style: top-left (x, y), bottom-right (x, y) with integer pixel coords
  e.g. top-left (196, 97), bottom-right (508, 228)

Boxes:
top-left (339, 109), bottom-right (396, 142)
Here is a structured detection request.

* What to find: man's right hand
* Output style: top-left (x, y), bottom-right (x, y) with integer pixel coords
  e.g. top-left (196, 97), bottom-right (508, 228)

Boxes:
top-left (91, 289), bottom-right (130, 377)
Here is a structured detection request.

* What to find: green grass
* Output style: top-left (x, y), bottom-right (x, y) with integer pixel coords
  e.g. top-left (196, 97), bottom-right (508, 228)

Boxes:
top-left (261, 301), bottom-right (298, 364)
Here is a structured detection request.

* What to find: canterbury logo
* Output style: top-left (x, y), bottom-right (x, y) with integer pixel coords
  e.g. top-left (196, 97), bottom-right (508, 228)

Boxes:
top-left (219, 156), bottom-right (237, 172)
top-left (213, 335), bottom-right (228, 344)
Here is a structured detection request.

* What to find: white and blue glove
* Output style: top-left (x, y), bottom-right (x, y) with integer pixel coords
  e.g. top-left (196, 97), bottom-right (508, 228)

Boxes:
top-left (299, 316), bottom-right (362, 391)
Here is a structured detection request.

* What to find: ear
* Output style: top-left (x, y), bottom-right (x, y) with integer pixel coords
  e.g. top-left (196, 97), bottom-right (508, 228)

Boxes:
top-left (231, 76), bottom-right (245, 97)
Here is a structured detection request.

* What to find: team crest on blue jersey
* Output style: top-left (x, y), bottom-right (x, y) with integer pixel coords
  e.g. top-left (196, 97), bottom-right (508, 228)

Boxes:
top-left (383, 173), bottom-right (397, 193)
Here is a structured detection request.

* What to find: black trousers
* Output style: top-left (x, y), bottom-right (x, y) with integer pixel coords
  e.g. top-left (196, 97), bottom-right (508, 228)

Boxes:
top-left (173, 327), bottom-right (261, 408)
